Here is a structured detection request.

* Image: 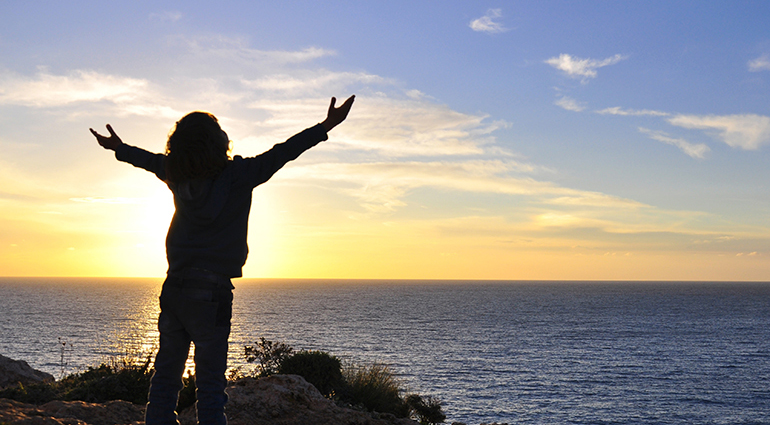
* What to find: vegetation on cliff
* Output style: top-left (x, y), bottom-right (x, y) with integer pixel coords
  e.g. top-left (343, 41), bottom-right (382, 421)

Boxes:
top-left (1, 338), bottom-right (445, 424)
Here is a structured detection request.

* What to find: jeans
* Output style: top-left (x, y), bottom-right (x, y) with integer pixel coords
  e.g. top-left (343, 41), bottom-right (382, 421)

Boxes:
top-left (145, 271), bottom-right (233, 425)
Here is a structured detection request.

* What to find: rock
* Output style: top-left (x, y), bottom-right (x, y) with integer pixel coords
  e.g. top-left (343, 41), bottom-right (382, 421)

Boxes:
top-left (179, 374), bottom-right (418, 425)
top-left (0, 354), bottom-right (55, 389)
top-left (39, 400), bottom-right (144, 425)
top-left (0, 398), bottom-right (86, 424)
top-left (0, 398), bottom-right (143, 425)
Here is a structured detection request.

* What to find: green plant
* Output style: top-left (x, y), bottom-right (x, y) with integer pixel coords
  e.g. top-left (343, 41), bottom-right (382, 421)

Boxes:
top-left (243, 337), bottom-right (293, 377)
top-left (278, 350), bottom-right (343, 397)
top-left (57, 337), bottom-right (72, 380)
top-left (235, 339), bottom-right (442, 421)
top-left (63, 361), bottom-right (151, 404)
top-left (0, 356), bottom-right (153, 405)
top-left (0, 380), bottom-right (58, 404)
top-left (342, 363), bottom-right (408, 417)
top-left (405, 394), bottom-right (446, 424)
top-left (0, 356), bottom-right (198, 412)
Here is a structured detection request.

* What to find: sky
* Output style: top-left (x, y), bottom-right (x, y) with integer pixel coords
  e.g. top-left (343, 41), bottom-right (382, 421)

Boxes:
top-left (1, 1), bottom-right (769, 280)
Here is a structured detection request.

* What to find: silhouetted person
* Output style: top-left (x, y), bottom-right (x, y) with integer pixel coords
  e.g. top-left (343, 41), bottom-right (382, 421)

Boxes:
top-left (90, 95), bottom-right (355, 425)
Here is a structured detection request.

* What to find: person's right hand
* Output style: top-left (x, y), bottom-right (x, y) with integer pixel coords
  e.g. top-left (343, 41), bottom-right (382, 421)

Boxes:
top-left (321, 95), bottom-right (355, 132)
top-left (90, 124), bottom-right (123, 150)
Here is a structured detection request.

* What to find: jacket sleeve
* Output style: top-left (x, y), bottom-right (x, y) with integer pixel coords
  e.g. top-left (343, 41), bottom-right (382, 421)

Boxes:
top-left (114, 143), bottom-right (167, 181)
top-left (241, 123), bottom-right (328, 188)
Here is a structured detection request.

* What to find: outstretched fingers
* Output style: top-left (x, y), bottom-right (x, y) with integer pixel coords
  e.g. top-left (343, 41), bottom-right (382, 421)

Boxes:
top-left (90, 124), bottom-right (122, 150)
top-left (321, 95), bottom-right (356, 132)
top-left (339, 95), bottom-right (355, 113)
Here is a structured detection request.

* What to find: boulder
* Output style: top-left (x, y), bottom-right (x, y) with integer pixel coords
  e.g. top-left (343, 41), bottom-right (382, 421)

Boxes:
top-left (0, 354), bottom-right (54, 389)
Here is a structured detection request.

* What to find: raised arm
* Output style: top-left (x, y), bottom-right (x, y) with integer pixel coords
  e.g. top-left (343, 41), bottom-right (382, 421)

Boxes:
top-left (321, 95), bottom-right (355, 133)
top-left (90, 124), bottom-right (123, 150)
top-left (90, 124), bottom-right (166, 180)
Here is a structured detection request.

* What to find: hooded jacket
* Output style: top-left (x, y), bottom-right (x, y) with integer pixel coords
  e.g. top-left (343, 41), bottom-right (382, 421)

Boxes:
top-left (114, 123), bottom-right (328, 278)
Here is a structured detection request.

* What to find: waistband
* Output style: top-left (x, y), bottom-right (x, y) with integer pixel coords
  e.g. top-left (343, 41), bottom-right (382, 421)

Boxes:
top-left (166, 267), bottom-right (234, 289)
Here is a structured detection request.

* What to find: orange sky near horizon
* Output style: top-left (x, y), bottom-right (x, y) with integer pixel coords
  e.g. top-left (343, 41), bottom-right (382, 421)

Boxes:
top-left (2, 178), bottom-right (768, 281)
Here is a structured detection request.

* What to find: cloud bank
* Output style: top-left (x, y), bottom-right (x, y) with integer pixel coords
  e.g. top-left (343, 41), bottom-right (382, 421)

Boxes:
top-left (283, 159), bottom-right (647, 214)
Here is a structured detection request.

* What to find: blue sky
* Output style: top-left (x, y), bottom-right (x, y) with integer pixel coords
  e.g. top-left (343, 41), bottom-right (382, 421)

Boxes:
top-left (1, 1), bottom-right (769, 279)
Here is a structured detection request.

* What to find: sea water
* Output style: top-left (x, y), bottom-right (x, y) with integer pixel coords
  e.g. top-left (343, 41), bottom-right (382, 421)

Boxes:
top-left (1, 278), bottom-right (769, 424)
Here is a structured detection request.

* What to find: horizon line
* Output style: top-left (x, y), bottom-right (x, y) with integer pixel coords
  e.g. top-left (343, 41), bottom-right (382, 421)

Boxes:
top-left (1, 276), bottom-right (769, 284)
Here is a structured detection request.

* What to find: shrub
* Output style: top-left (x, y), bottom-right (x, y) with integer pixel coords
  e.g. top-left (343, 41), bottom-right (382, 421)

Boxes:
top-left (237, 338), bottom-right (444, 422)
top-left (62, 362), bottom-right (151, 404)
top-left (0, 357), bottom-right (153, 405)
top-left (0, 356), bottom-right (196, 412)
top-left (405, 394), bottom-right (446, 424)
top-left (243, 337), bottom-right (293, 377)
top-left (278, 350), bottom-right (343, 397)
top-left (342, 363), bottom-right (409, 417)
top-left (0, 380), bottom-right (59, 404)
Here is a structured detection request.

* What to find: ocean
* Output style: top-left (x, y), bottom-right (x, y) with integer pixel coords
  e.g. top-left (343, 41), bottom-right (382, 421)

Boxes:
top-left (1, 278), bottom-right (769, 424)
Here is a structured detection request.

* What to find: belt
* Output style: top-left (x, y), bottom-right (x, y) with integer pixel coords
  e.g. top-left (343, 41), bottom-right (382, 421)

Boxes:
top-left (167, 267), bottom-right (234, 289)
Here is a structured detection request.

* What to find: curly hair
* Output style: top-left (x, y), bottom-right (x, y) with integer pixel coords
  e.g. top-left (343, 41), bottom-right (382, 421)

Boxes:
top-left (164, 111), bottom-right (231, 183)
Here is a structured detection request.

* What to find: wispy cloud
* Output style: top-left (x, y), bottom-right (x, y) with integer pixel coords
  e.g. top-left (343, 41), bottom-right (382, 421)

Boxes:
top-left (469, 9), bottom-right (508, 34)
top-left (243, 95), bottom-right (507, 158)
top-left (667, 114), bottom-right (770, 150)
top-left (554, 96), bottom-right (586, 112)
top-left (149, 11), bottom-right (182, 23)
top-left (0, 49), bottom-right (504, 161)
top-left (336, 96), bottom-right (508, 157)
top-left (0, 69), bottom-right (184, 119)
top-left (638, 127), bottom-right (710, 159)
top-left (0, 70), bottom-right (149, 107)
top-left (546, 193), bottom-right (647, 209)
top-left (545, 53), bottom-right (628, 81)
top-left (282, 159), bottom-right (647, 214)
top-left (241, 71), bottom-right (388, 96)
top-left (594, 105), bottom-right (770, 155)
top-left (748, 54), bottom-right (770, 72)
top-left (170, 35), bottom-right (335, 66)
top-left (277, 157), bottom-right (742, 253)
top-left (596, 106), bottom-right (670, 117)
top-left (69, 197), bottom-right (142, 204)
